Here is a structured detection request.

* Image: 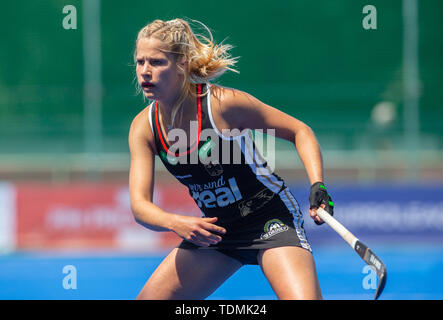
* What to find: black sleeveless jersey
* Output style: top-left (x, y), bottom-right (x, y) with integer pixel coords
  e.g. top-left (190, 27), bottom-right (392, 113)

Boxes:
top-left (148, 83), bottom-right (288, 227)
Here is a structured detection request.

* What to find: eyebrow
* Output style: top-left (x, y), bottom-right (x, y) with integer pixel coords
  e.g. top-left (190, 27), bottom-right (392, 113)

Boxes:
top-left (136, 56), bottom-right (166, 60)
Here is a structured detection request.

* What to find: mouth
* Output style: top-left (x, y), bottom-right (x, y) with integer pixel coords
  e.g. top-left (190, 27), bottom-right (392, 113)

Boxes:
top-left (141, 82), bottom-right (155, 89)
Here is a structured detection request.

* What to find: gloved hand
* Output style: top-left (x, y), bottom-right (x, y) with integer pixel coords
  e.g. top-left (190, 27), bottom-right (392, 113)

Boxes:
top-left (309, 182), bottom-right (334, 225)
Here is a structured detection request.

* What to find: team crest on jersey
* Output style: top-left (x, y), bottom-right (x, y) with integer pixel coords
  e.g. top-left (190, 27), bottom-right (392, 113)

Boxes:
top-left (203, 161), bottom-right (223, 176)
top-left (199, 137), bottom-right (223, 176)
top-left (260, 219), bottom-right (289, 240)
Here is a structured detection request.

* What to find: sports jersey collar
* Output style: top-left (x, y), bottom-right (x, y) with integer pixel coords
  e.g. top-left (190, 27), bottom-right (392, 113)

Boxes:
top-left (154, 83), bottom-right (203, 156)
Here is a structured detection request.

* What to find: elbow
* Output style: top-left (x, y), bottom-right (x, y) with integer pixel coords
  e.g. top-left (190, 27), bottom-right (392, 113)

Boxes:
top-left (130, 200), bottom-right (143, 225)
top-left (130, 199), bottom-right (161, 231)
top-left (303, 121), bottom-right (318, 136)
top-left (131, 209), bottom-right (141, 224)
top-left (131, 207), bottom-right (151, 229)
top-left (301, 123), bottom-right (314, 135)
top-left (132, 210), bottom-right (143, 226)
top-left (294, 123), bottom-right (315, 140)
top-left (293, 123), bottom-right (320, 149)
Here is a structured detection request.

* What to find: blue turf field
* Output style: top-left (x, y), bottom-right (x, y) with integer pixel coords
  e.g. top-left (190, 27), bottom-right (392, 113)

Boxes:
top-left (0, 243), bottom-right (442, 300)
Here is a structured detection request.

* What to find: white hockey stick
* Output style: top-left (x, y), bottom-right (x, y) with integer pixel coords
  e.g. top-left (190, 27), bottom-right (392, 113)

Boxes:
top-left (316, 207), bottom-right (387, 300)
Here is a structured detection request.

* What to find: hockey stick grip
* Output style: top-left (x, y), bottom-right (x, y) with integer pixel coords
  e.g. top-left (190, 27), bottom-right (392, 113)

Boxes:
top-left (316, 207), bottom-right (358, 248)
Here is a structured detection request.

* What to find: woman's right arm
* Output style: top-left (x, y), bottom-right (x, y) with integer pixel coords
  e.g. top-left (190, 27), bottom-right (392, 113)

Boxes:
top-left (128, 107), bottom-right (226, 246)
top-left (128, 107), bottom-right (176, 232)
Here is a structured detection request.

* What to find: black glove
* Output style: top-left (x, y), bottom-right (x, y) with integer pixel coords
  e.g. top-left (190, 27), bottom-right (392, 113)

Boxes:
top-left (309, 182), bottom-right (334, 225)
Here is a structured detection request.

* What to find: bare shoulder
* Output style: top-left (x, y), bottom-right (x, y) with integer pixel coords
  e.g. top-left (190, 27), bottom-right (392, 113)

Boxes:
top-left (209, 84), bottom-right (305, 141)
top-left (209, 85), bottom-right (256, 130)
top-left (129, 103), bottom-right (157, 155)
top-left (210, 85), bottom-right (255, 109)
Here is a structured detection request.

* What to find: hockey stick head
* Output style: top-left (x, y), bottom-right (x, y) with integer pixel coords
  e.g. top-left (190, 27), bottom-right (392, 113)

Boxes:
top-left (374, 264), bottom-right (387, 300)
top-left (355, 240), bottom-right (387, 300)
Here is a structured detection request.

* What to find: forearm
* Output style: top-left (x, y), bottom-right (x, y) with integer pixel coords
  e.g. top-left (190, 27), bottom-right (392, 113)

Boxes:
top-left (131, 199), bottom-right (178, 232)
top-left (294, 125), bottom-right (324, 184)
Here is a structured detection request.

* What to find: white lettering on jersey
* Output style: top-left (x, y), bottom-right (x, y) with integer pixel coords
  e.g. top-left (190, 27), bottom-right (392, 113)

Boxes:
top-left (191, 177), bottom-right (243, 209)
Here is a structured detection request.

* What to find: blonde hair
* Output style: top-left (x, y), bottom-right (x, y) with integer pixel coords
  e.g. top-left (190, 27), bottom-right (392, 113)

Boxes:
top-left (134, 18), bottom-right (238, 128)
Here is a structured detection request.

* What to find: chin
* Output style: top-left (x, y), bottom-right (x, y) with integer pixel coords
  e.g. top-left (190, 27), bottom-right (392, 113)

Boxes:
top-left (143, 91), bottom-right (156, 100)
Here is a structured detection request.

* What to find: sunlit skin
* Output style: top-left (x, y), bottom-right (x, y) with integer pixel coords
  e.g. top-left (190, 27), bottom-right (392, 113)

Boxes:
top-left (130, 35), bottom-right (325, 300)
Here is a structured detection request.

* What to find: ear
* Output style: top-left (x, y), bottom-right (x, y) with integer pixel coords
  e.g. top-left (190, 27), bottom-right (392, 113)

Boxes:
top-left (177, 55), bottom-right (187, 67)
top-left (175, 55), bottom-right (187, 74)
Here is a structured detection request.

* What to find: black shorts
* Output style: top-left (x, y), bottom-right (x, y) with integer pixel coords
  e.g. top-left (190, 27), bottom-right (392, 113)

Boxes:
top-left (178, 187), bottom-right (312, 265)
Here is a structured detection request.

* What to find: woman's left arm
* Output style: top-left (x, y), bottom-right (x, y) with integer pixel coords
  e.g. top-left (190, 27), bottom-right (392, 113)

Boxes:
top-left (219, 88), bottom-right (330, 224)
top-left (220, 88), bottom-right (323, 185)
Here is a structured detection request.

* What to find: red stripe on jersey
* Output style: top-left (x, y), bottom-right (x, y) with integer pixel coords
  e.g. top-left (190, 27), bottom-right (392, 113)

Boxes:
top-left (154, 83), bottom-right (202, 157)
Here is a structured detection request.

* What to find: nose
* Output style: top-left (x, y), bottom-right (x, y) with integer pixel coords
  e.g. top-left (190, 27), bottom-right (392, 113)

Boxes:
top-left (143, 62), bottom-right (153, 75)
top-left (138, 60), bottom-right (150, 76)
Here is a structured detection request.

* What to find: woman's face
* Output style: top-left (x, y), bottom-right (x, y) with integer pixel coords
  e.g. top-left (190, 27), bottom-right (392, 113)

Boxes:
top-left (135, 37), bottom-right (185, 102)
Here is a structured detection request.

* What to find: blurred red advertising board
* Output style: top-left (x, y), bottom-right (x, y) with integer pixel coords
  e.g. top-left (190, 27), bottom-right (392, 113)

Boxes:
top-left (15, 182), bottom-right (200, 251)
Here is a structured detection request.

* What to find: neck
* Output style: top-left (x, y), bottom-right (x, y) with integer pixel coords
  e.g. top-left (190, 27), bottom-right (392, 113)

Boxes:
top-left (158, 88), bottom-right (196, 130)
top-left (157, 82), bottom-right (197, 112)
top-left (158, 89), bottom-right (182, 114)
